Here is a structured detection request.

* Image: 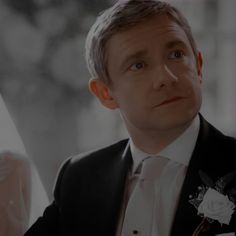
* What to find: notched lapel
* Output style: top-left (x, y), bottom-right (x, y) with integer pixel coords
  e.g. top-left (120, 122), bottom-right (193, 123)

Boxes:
top-left (89, 141), bottom-right (132, 235)
top-left (59, 140), bottom-right (132, 235)
top-left (171, 116), bottom-right (211, 235)
top-left (170, 151), bottom-right (206, 235)
top-left (170, 116), bottom-right (236, 236)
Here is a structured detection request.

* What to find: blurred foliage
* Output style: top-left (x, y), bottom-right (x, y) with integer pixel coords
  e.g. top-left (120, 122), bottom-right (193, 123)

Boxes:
top-left (0, 0), bottom-right (114, 197)
top-left (0, 0), bottom-right (111, 101)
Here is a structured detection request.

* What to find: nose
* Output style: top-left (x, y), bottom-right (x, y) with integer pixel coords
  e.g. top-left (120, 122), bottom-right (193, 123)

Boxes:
top-left (152, 64), bottom-right (178, 90)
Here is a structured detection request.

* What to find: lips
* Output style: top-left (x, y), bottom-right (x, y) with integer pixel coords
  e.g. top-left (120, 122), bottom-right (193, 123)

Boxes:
top-left (157, 96), bottom-right (184, 107)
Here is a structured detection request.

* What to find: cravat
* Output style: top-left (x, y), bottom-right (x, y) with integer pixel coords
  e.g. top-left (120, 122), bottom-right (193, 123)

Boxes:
top-left (121, 156), bottom-right (168, 236)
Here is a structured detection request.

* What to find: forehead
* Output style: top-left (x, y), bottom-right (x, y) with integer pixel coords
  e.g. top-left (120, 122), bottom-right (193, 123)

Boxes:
top-left (105, 14), bottom-right (191, 57)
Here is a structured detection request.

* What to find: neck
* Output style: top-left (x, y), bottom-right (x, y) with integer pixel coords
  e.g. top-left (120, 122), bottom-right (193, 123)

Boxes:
top-left (127, 121), bottom-right (193, 154)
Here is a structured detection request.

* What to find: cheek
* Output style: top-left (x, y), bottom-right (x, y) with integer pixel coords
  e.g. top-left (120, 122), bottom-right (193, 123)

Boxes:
top-left (178, 67), bottom-right (202, 106)
top-left (177, 63), bottom-right (200, 93)
top-left (186, 81), bottom-right (202, 112)
top-left (167, 56), bottom-right (198, 78)
top-left (117, 79), bottom-right (150, 100)
top-left (114, 85), bottom-right (150, 117)
top-left (185, 80), bottom-right (202, 104)
top-left (112, 86), bottom-right (141, 109)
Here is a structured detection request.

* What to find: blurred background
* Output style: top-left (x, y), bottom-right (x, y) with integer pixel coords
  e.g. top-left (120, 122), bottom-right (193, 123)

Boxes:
top-left (0, 0), bottom-right (235, 201)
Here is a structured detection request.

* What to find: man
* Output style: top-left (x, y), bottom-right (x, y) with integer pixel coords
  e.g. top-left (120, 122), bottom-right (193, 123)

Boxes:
top-left (25, 0), bottom-right (236, 235)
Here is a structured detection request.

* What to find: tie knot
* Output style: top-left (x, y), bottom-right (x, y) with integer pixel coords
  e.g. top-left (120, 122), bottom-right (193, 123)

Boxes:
top-left (139, 156), bottom-right (168, 181)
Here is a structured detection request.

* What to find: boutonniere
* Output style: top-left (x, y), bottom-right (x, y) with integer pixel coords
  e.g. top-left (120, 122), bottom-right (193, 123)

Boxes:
top-left (189, 170), bottom-right (236, 236)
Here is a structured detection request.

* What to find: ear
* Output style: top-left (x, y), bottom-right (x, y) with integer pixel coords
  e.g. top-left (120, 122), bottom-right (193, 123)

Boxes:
top-left (88, 79), bottom-right (119, 110)
top-left (197, 51), bottom-right (203, 83)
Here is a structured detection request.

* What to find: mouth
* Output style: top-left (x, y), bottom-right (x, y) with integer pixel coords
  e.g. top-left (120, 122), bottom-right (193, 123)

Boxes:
top-left (157, 97), bottom-right (184, 107)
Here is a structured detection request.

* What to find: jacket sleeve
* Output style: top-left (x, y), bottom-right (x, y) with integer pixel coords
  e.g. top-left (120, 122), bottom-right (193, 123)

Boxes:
top-left (24, 158), bottom-right (71, 236)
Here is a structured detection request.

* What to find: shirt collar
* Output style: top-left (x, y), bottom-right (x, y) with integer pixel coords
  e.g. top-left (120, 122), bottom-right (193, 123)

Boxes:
top-left (129, 115), bottom-right (200, 174)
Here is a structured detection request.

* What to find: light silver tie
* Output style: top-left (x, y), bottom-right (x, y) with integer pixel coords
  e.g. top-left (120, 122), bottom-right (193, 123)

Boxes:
top-left (121, 156), bottom-right (168, 236)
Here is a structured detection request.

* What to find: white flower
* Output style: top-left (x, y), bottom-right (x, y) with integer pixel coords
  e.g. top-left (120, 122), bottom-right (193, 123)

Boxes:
top-left (197, 188), bottom-right (235, 225)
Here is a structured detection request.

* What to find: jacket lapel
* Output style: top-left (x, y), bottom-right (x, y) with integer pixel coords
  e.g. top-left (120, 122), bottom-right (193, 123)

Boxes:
top-left (170, 115), bottom-right (233, 236)
top-left (87, 140), bottom-right (132, 236)
top-left (102, 141), bottom-right (133, 235)
top-left (60, 140), bottom-right (132, 236)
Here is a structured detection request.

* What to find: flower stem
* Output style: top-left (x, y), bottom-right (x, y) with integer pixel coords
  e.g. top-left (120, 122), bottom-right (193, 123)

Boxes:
top-left (192, 218), bottom-right (209, 236)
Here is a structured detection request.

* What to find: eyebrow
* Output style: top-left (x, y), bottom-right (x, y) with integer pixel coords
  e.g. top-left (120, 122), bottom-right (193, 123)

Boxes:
top-left (165, 39), bottom-right (187, 49)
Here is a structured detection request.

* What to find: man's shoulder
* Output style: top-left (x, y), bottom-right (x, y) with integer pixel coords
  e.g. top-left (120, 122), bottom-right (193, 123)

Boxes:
top-left (53, 138), bottom-right (130, 200)
top-left (70, 138), bottom-right (129, 165)
top-left (200, 114), bottom-right (236, 146)
top-left (206, 119), bottom-right (236, 150)
top-left (55, 138), bottom-right (129, 181)
top-left (200, 116), bottom-right (236, 167)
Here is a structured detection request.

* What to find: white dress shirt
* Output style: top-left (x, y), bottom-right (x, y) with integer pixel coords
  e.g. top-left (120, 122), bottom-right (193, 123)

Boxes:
top-left (117, 115), bottom-right (200, 236)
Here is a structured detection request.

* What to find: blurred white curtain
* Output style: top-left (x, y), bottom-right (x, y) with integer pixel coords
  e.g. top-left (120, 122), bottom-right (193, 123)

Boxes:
top-left (0, 94), bottom-right (49, 235)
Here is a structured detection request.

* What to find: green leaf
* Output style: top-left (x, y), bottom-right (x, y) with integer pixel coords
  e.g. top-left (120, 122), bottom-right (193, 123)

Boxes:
top-left (220, 170), bottom-right (236, 189)
top-left (199, 170), bottom-right (214, 188)
top-left (226, 187), bottom-right (236, 200)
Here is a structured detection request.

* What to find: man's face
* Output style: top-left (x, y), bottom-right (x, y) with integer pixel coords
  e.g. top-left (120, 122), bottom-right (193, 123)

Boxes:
top-left (100, 14), bottom-right (202, 134)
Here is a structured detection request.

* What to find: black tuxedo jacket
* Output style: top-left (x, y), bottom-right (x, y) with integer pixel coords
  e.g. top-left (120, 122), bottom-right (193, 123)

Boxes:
top-left (25, 116), bottom-right (236, 236)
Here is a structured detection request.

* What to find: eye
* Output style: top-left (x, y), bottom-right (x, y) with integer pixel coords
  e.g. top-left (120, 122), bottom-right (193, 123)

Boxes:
top-left (168, 50), bottom-right (185, 59)
top-left (129, 62), bottom-right (145, 71)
